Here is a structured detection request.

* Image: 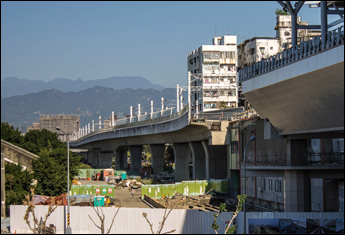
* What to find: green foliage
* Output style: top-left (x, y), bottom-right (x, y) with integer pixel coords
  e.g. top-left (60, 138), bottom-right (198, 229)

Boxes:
top-left (23, 129), bottom-right (65, 155)
top-left (164, 145), bottom-right (174, 166)
top-left (79, 162), bottom-right (94, 169)
top-left (33, 148), bottom-right (82, 196)
top-left (5, 162), bottom-right (34, 215)
top-left (1, 122), bottom-right (24, 147)
top-left (211, 194), bottom-right (247, 234)
top-left (142, 145), bottom-right (152, 163)
top-left (275, 8), bottom-right (290, 15)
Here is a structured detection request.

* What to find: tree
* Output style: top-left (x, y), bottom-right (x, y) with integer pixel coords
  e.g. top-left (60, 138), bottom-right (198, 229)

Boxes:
top-left (1, 122), bottom-right (24, 147)
top-left (211, 194), bottom-right (247, 234)
top-left (23, 129), bottom-right (65, 155)
top-left (5, 162), bottom-right (34, 215)
top-left (275, 8), bottom-right (290, 16)
top-left (33, 147), bottom-right (82, 196)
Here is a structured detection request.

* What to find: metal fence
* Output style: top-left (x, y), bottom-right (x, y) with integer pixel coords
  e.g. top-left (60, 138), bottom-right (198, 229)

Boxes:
top-left (238, 26), bottom-right (344, 82)
top-left (10, 205), bottom-right (344, 234)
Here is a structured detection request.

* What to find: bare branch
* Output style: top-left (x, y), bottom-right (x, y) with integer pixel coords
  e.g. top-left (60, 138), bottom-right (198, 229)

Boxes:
top-left (88, 215), bottom-right (102, 230)
top-left (106, 207), bottom-right (120, 234)
top-left (162, 229), bottom-right (176, 234)
top-left (142, 212), bottom-right (155, 234)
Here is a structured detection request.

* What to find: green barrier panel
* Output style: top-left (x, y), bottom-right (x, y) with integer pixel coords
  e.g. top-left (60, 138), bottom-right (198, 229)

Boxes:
top-left (205, 180), bottom-right (212, 193)
top-left (221, 179), bottom-right (228, 194)
top-left (141, 185), bottom-right (150, 199)
top-left (85, 185), bottom-right (93, 195)
top-left (163, 184), bottom-right (176, 198)
top-left (147, 185), bottom-right (156, 198)
top-left (195, 180), bottom-right (205, 195)
top-left (182, 181), bottom-right (189, 196)
top-left (154, 185), bottom-right (162, 200)
top-left (175, 182), bottom-right (183, 195)
top-left (188, 181), bottom-right (196, 196)
top-left (79, 185), bottom-right (87, 195)
top-left (71, 185), bottom-right (80, 196)
top-left (101, 185), bottom-right (114, 198)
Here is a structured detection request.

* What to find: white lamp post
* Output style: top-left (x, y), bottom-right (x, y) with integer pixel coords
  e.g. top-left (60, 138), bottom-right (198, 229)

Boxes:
top-left (56, 127), bottom-right (72, 234)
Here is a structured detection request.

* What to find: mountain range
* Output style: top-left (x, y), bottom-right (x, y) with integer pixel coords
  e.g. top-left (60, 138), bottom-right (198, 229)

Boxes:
top-left (1, 76), bottom-right (165, 98)
top-left (1, 86), bottom-right (188, 133)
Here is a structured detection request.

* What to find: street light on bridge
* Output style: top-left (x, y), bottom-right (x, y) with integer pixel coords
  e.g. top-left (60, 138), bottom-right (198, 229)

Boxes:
top-left (55, 126), bottom-right (72, 234)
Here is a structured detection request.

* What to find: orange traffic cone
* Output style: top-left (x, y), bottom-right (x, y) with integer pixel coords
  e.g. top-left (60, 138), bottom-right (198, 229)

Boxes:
top-left (14, 230), bottom-right (17, 234)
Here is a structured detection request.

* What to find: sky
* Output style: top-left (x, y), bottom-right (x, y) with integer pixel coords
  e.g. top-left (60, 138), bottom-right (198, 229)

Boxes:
top-left (1, 1), bottom-right (342, 89)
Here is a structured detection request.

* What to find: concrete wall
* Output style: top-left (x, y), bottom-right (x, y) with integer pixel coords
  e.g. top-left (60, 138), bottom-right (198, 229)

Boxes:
top-left (1, 139), bottom-right (38, 171)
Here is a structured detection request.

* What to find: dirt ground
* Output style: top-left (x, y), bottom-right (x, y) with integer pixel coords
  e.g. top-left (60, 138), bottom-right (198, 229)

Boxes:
top-left (79, 180), bottom-right (149, 208)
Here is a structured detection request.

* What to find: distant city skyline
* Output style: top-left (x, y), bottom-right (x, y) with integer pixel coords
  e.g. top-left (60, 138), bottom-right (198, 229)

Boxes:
top-left (1, 1), bottom-right (339, 88)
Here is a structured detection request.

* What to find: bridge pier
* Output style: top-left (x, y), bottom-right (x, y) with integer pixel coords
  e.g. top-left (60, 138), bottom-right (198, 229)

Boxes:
top-left (173, 143), bottom-right (190, 182)
top-left (115, 149), bottom-right (127, 170)
top-left (284, 170), bottom-right (311, 212)
top-left (99, 152), bottom-right (113, 169)
top-left (149, 144), bottom-right (165, 175)
top-left (202, 141), bottom-right (227, 179)
top-left (129, 146), bottom-right (143, 171)
top-left (189, 142), bottom-right (206, 180)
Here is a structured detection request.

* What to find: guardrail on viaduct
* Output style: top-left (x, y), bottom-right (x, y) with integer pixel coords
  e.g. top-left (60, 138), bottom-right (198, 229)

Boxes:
top-left (238, 26), bottom-right (344, 82)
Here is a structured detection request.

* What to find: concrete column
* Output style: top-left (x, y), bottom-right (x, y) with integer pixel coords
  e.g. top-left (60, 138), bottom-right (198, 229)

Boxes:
top-left (129, 146), bottom-right (143, 171)
top-left (92, 120), bottom-right (94, 132)
top-left (99, 116), bottom-right (102, 129)
top-left (151, 101), bottom-right (153, 118)
top-left (99, 152), bottom-right (113, 169)
top-left (88, 123), bottom-right (90, 134)
top-left (173, 143), bottom-right (190, 182)
top-left (286, 139), bottom-right (308, 166)
top-left (130, 106), bottom-right (133, 123)
top-left (94, 149), bottom-right (99, 168)
top-left (115, 150), bottom-right (127, 170)
top-left (86, 149), bottom-right (93, 166)
top-left (189, 142), bottom-right (206, 180)
top-left (85, 125), bottom-right (88, 135)
top-left (149, 144), bottom-right (165, 175)
top-left (202, 141), bottom-right (228, 179)
top-left (112, 111), bottom-right (115, 126)
top-left (180, 88), bottom-right (184, 110)
top-left (284, 170), bottom-right (311, 212)
top-left (177, 84), bottom-right (179, 112)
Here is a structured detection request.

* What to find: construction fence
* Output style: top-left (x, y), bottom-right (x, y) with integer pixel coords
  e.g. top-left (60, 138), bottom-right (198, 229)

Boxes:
top-left (70, 185), bottom-right (114, 198)
top-left (10, 205), bottom-right (344, 234)
top-left (141, 179), bottom-right (229, 199)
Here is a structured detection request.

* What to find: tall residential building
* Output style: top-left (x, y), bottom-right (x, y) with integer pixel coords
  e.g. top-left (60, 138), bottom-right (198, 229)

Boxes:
top-left (275, 15), bottom-right (321, 51)
top-left (187, 35), bottom-right (238, 112)
top-left (26, 123), bottom-right (40, 132)
top-left (39, 115), bottom-right (80, 141)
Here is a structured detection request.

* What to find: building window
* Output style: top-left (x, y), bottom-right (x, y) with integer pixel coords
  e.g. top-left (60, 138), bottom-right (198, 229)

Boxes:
top-left (275, 180), bottom-right (282, 192)
top-left (259, 47), bottom-right (265, 55)
top-left (269, 179), bottom-right (273, 191)
top-left (270, 46), bottom-right (273, 50)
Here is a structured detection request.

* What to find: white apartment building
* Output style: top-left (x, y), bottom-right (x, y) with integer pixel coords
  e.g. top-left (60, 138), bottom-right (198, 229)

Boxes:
top-left (237, 37), bottom-right (280, 69)
top-left (275, 15), bottom-right (321, 51)
top-left (187, 35), bottom-right (238, 112)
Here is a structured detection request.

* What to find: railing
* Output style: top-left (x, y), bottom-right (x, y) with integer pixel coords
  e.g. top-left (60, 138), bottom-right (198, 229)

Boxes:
top-left (73, 106), bottom-right (186, 142)
top-left (238, 26), bottom-right (344, 82)
top-left (241, 152), bottom-right (345, 167)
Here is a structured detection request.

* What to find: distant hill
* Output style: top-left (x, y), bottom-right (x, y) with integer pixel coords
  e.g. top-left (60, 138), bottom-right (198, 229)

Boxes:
top-left (1, 76), bottom-right (165, 98)
top-left (1, 86), bottom-right (188, 132)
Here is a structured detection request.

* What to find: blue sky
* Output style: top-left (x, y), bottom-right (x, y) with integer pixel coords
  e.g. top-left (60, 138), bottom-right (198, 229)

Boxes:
top-left (1, 1), bottom-right (340, 88)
